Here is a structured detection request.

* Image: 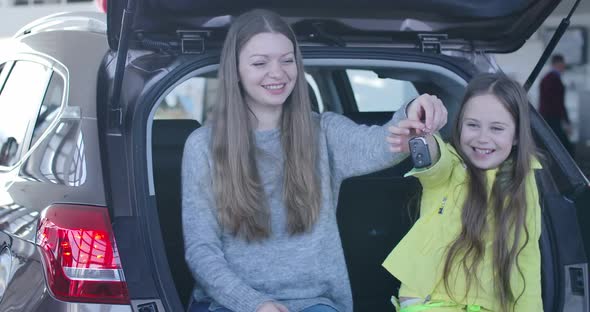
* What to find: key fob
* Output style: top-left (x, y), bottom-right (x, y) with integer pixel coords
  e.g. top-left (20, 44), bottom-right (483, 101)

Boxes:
top-left (409, 136), bottom-right (432, 168)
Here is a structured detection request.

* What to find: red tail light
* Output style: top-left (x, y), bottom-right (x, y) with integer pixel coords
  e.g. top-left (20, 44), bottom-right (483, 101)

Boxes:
top-left (37, 204), bottom-right (129, 304)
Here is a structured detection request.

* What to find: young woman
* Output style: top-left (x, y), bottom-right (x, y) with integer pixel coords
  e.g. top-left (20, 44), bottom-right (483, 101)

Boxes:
top-left (181, 8), bottom-right (447, 312)
top-left (383, 73), bottom-right (543, 311)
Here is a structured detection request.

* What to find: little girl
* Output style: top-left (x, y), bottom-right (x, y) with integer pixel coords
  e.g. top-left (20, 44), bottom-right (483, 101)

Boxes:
top-left (383, 73), bottom-right (543, 311)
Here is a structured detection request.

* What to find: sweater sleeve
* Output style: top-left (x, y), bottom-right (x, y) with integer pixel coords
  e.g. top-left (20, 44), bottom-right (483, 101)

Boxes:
top-left (182, 129), bottom-right (272, 312)
top-left (321, 105), bottom-right (409, 180)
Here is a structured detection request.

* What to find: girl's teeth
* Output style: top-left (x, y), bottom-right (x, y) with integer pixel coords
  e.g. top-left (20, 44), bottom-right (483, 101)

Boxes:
top-left (475, 148), bottom-right (492, 154)
top-left (264, 84), bottom-right (284, 90)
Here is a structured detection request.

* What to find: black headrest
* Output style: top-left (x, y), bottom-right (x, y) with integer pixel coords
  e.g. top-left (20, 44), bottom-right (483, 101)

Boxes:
top-left (152, 119), bottom-right (201, 148)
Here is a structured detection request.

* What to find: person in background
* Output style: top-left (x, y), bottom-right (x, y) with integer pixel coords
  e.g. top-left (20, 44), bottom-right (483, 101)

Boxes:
top-left (539, 54), bottom-right (573, 155)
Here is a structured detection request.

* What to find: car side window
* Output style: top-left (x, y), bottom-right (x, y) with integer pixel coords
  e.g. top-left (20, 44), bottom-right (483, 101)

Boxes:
top-left (31, 73), bottom-right (65, 147)
top-left (347, 69), bottom-right (418, 112)
top-left (0, 61), bottom-right (51, 167)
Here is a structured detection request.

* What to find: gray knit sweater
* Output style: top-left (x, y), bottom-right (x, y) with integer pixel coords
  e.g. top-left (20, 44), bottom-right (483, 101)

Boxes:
top-left (182, 110), bottom-right (408, 312)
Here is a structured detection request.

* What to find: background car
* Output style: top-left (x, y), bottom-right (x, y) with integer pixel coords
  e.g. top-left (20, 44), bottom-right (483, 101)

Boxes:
top-left (0, 0), bottom-right (588, 311)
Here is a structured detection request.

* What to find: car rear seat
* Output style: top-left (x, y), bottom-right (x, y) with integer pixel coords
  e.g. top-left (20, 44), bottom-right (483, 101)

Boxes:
top-left (338, 111), bottom-right (419, 311)
top-left (152, 119), bottom-right (200, 307)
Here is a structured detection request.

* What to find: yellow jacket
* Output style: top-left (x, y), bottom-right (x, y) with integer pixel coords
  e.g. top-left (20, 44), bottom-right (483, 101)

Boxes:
top-left (382, 137), bottom-right (543, 311)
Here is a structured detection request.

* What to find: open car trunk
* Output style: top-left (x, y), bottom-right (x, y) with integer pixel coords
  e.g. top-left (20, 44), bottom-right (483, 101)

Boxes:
top-left (99, 0), bottom-right (590, 311)
top-left (107, 0), bottom-right (561, 53)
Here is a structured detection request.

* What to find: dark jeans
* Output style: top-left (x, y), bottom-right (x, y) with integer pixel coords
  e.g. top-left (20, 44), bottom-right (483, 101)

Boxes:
top-left (188, 301), bottom-right (338, 312)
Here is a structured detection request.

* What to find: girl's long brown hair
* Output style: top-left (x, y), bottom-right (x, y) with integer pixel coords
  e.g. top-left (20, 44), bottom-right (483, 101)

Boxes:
top-left (210, 9), bottom-right (320, 241)
top-left (443, 73), bottom-right (537, 311)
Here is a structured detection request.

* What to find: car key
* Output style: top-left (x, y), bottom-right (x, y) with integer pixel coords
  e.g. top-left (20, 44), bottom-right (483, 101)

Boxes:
top-left (409, 136), bottom-right (432, 168)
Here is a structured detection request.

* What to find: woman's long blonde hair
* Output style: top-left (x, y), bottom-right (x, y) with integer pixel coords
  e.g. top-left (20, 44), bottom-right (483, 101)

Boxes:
top-left (444, 73), bottom-right (538, 311)
top-left (210, 9), bottom-right (320, 241)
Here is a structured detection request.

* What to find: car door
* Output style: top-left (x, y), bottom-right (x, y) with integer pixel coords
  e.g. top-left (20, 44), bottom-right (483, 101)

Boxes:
top-left (0, 57), bottom-right (53, 306)
top-left (0, 60), bottom-right (12, 305)
top-left (532, 110), bottom-right (590, 312)
top-left (0, 232), bottom-right (11, 302)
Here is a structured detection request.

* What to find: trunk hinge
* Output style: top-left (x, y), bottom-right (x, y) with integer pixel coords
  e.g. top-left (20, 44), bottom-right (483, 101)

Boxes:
top-left (177, 30), bottom-right (209, 54)
top-left (309, 22), bottom-right (346, 47)
top-left (418, 34), bottom-right (448, 54)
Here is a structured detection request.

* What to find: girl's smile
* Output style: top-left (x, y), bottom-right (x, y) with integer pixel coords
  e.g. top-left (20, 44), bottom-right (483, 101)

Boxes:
top-left (238, 32), bottom-right (297, 111)
top-left (262, 82), bottom-right (288, 95)
top-left (459, 94), bottom-right (516, 170)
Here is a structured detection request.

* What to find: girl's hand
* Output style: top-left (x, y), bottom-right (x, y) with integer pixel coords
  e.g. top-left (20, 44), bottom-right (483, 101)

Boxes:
top-left (387, 119), bottom-right (429, 153)
top-left (257, 302), bottom-right (289, 312)
top-left (407, 94), bottom-right (447, 133)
